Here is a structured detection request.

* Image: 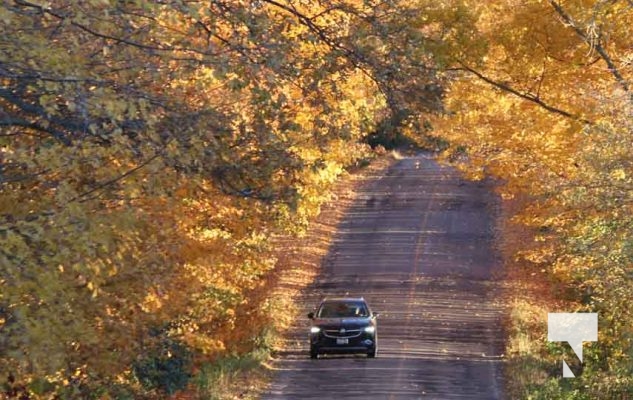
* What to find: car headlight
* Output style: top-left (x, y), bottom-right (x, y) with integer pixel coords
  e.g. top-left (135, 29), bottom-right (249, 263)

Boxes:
top-left (310, 326), bottom-right (321, 334)
top-left (364, 326), bottom-right (375, 334)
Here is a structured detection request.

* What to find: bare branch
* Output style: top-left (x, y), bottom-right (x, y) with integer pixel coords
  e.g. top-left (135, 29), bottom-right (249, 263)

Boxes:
top-left (69, 149), bottom-right (164, 204)
top-left (548, 0), bottom-right (630, 96)
top-left (457, 61), bottom-right (593, 124)
top-left (0, 94), bottom-right (72, 145)
top-left (259, 0), bottom-right (387, 98)
top-left (13, 0), bottom-right (215, 58)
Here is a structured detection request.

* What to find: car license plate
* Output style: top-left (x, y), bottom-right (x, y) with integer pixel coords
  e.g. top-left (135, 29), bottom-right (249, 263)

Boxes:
top-left (336, 338), bottom-right (348, 345)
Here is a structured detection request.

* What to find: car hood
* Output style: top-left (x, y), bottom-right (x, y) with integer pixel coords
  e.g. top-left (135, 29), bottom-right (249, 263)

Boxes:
top-left (312, 317), bottom-right (372, 327)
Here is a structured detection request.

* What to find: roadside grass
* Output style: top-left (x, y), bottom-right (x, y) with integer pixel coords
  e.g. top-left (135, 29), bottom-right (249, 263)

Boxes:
top-left (191, 346), bottom-right (270, 400)
top-left (504, 295), bottom-right (553, 398)
top-left (193, 354), bottom-right (264, 400)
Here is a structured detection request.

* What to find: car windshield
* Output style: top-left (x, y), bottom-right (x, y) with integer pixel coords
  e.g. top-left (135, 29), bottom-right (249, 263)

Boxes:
top-left (317, 300), bottom-right (369, 318)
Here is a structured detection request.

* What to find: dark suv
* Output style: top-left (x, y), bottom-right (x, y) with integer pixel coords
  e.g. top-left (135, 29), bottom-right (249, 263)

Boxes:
top-left (307, 297), bottom-right (378, 359)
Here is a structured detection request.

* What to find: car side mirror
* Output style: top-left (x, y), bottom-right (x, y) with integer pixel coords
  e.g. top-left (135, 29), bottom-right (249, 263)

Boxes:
top-left (307, 312), bottom-right (314, 319)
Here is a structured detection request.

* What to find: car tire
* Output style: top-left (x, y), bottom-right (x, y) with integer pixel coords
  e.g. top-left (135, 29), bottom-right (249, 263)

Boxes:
top-left (367, 348), bottom-right (377, 358)
top-left (310, 347), bottom-right (318, 359)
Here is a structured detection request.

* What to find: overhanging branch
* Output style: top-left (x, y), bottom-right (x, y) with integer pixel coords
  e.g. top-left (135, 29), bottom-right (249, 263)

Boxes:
top-left (457, 61), bottom-right (593, 125)
top-left (548, 0), bottom-right (631, 97)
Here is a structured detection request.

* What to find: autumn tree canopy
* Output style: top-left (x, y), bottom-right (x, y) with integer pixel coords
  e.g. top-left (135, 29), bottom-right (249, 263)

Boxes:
top-left (2, 0), bottom-right (632, 397)
top-left (433, 0), bottom-right (632, 397)
top-left (0, 0), bottom-right (473, 396)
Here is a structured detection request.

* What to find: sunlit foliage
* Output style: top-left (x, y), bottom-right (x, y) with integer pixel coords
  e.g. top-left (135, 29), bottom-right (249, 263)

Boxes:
top-left (0, 0), bottom-right (468, 396)
top-left (433, 0), bottom-right (633, 397)
top-left (5, 0), bottom-right (630, 397)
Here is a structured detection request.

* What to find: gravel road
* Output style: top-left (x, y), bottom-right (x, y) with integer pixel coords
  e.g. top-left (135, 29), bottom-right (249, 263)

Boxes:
top-left (262, 153), bottom-right (506, 399)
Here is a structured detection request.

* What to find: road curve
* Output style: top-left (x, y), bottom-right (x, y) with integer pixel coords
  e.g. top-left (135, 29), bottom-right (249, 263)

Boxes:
top-left (263, 153), bottom-right (506, 399)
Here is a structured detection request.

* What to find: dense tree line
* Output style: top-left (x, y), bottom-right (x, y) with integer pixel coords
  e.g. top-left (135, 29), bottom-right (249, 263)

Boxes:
top-left (434, 1), bottom-right (632, 398)
top-left (1, 0), bottom-right (631, 398)
top-left (0, 0), bottom-right (460, 397)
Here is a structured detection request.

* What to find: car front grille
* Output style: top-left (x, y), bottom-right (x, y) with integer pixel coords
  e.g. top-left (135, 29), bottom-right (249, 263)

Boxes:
top-left (323, 329), bottom-right (362, 339)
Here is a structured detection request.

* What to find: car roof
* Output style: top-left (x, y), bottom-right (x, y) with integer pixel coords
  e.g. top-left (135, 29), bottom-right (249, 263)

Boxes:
top-left (320, 297), bottom-right (366, 302)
